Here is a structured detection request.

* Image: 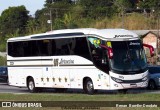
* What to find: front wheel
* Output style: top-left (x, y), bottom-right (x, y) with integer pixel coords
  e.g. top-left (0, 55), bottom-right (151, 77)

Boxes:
top-left (83, 78), bottom-right (95, 95)
top-left (148, 80), bottom-right (157, 90)
top-left (27, 78), bottom-right (38, 93)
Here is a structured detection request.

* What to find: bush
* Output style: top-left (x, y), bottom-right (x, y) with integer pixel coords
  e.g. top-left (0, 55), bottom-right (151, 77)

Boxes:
top-left (0, 56), bottom-right (6, 66)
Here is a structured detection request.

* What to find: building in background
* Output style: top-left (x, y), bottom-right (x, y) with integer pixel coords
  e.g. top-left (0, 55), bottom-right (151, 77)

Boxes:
top-left (132, 30), bottom-right (160, 65)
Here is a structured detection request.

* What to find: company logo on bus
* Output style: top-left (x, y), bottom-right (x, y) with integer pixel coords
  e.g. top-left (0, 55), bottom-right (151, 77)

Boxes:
top-left (59, 59), bottom-right (74, 65)
top-left (54, 58), bottom-right (74, 66)
top-left (114, 35), bottom-right (134, 38)
top-left (129, 42), bottom-right (140, 45)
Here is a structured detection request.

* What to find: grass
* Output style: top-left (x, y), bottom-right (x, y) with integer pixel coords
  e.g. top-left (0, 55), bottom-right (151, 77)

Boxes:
top-left (0, 92), bottom-right (160, 110)
top-left (0, 93), bottom-right (160, 101)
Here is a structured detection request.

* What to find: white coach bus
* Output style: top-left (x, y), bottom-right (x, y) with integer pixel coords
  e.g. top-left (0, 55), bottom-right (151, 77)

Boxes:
top-left (7, 28), bottom-right (154, 94)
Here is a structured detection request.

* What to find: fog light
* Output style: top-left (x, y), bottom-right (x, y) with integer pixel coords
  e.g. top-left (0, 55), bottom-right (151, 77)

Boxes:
top-left (114, 84), bottom-right (118, 87)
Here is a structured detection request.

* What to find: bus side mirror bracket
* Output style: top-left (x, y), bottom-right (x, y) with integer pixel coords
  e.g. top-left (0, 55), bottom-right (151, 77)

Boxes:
top-left (143, 43), bottom-right (154, 57)
top-left (100, 44), bottom-right (113, 59)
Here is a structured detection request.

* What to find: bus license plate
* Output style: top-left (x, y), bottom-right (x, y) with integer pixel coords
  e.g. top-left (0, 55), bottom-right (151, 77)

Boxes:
top-left (130, 84), bottom-right (137, 87)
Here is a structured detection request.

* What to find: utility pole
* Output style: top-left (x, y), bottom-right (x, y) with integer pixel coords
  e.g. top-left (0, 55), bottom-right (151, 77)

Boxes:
top-left (50, 9), bottom-right (53, 31)
top-left (44, 9), bottom-right (53, 31)
top-left (122, 8), bottom-right (125, 28)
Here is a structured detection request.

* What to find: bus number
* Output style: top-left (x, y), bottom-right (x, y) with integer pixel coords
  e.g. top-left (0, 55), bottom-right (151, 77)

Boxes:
top-left (54, 59), bottom-right (59, 66)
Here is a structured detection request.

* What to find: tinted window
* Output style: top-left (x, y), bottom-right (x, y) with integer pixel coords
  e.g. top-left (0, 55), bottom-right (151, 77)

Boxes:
top-left (74, 37), bottom-right (91, 60)
top-left (8, 41), bottom-right (40, 57)
top-left (8, 42), bottom-right (24, 57)
top-left (8, 37), bottom-right (91, 60)
top-left (54, 38), bottom-right (73, 55)
top-left (38, 40), bottom-right (51, 56)
top-left (110, 40), bottom-right (147, 73)
top-left (54, 37), bottom-right (91, 60)
top-left (22, 41), bottom-right (39, 57)
top-left (87, 37), bottom-right (109, 73)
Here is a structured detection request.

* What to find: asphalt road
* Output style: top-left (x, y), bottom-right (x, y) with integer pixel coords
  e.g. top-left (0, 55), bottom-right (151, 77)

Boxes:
top-left (0, 83), bottom-right (160, 94)
top-left (0, 83), bottom-right (28, 94)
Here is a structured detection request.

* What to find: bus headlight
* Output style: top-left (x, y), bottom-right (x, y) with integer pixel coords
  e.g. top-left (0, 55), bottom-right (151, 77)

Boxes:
top-left (142, 76), bottom-right (148, 81)
top-left (111, 77), bottom-right (123, 83)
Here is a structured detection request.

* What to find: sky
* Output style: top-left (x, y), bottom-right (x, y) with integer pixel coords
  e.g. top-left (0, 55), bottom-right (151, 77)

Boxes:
top-left (0, 0), bottom-right (46, 16)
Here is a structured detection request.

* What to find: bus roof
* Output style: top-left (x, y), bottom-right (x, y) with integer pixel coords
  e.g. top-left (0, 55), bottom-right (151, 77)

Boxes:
top-left (7, 28), bottom-right (138, 41)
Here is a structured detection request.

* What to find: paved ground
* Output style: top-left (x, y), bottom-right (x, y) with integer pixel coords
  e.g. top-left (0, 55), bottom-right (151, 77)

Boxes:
top-left (0, 83), bottom-right (160, 94)
top-left (0, 83), bottom-right (28, 94)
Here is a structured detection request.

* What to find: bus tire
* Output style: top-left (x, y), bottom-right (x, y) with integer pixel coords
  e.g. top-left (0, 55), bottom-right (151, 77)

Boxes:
top-left (83, 78), bottom-right (94, 95)
top-left (148, 80), bottom-right (157, 90)
top-left (27, 77), bottom-right (37, 93)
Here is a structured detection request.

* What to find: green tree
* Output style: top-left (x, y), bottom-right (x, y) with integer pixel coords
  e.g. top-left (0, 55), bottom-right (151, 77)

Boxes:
top-left (0, 5), bottom-right (29, 37)
top-left (79, 0), bottom-right (116, 19)
top-left (35, 8), bottom-right (50, 32)
top-left (137, 0), bottom-right (160, 11)
top-left (61, 13), bottom-right (78, 28)
top-left (69, 5), bottom-right (85, 19)
top-left (36, 0), bottom-right (73, 30)
top-left (45, 0), bottom-right (73, 7)
top-left (114, 0), bottom-right (132, 13)
top-left (26, 18), bottom-right (38, 34)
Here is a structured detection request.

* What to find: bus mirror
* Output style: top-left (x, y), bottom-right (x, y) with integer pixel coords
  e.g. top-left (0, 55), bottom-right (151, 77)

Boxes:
top-left (143, 43), bottom-right (154, 57)
top-left (100, 45), bottom-right (113, 59)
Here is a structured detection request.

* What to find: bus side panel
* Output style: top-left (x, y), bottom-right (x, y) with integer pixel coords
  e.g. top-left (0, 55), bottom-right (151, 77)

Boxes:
top-left (70, 67), bottom-right (110, 90)
top-left (97, 72), bottom-right (110, 90)
top-left (41, 67), bottom-right (52, 88)
top-left (69, 68), bottom-right (99, 89)
top-left (51, 68), bottom-right (70, 88)
top-left (24, 67), bottom-right (43, 88)
top-left (8, 67), bottom-right (24, 87)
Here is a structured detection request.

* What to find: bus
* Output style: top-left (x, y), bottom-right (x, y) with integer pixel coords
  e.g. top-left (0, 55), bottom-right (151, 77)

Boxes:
top-left (7, 28), bottom-right (154, 94)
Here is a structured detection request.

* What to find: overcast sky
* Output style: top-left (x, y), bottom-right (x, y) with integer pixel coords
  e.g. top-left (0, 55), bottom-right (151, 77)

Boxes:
top-left (0, 0), bottom-right (45, 16)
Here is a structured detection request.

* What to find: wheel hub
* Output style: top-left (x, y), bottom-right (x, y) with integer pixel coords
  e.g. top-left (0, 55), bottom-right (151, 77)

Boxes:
top-left (87, 81), bottom-right (93, 91)
top-left (29, 81), bottom-right (34, 90)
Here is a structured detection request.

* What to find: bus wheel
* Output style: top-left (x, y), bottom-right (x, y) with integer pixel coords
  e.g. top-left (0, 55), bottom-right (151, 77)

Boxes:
top-left (148, 80), bottom-right (157, 90)
top-left (27, 78), bottom-right (37, 93)
top-left (118, 89), bottom-right (128, 94)
top-left (83, 78), bottom-right (94, 95)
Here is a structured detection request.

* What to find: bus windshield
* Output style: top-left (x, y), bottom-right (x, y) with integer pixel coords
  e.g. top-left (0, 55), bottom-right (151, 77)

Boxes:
top-left (110, 40), bottom-right (147, 73)
top-left (88, 37), bottom-right (147, 74)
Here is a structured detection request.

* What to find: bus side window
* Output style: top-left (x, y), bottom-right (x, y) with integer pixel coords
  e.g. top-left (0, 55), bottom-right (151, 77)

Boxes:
top-left (8, 42), bottom-right (15, 57)
top-left (74, 37), bottom-right (91, 60)
top-left (8, 42), bottom-right (24, 57)
top-left (51, 39), bottom-right (56, 56)
top-left (31, 40), bottom-right (40, 56)
top-left (55, 38), bottom-right (70, 55)
top-left (23, 41), bottom-right (32, 57)
top-left (38, 40), bottom-right (50, 56)
top-left (87, 37), bottom-right (110, 73)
